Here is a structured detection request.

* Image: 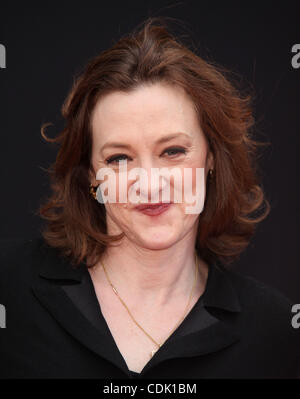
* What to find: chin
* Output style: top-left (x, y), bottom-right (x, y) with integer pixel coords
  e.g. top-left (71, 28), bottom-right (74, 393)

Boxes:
top-left (135, 229), bottom-right (180, 250)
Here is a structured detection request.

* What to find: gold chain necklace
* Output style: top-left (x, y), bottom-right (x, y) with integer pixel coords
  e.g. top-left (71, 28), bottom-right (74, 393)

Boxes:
top-left (100, 251), bottom-right (199, 358)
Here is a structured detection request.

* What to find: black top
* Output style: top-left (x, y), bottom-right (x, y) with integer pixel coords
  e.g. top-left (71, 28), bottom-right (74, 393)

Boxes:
top-left (0, 237), bottom-right (299, 379)
top-left (60, 265), bottom-right (209, 378)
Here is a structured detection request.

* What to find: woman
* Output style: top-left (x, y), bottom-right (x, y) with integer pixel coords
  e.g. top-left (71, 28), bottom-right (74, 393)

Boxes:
top-left (0, 17), bottom-right (299, 379)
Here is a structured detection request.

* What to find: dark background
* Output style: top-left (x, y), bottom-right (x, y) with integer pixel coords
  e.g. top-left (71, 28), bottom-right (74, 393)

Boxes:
top-left (0, 1), bottom-right (299, 301)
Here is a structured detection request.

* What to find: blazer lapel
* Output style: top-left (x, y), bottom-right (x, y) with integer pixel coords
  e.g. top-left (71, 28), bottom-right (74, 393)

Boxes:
top-left (31, 238), bottom-right (241, 376)
top-left (141, 306), bottom-right (240, 374)
top-left (30, 239), bottom-right (130, 375)
top-left (141, 261), bottom-right (242, 375)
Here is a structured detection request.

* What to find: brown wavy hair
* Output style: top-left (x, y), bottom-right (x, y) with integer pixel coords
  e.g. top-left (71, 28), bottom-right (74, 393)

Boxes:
top-left (37, 16), bottom-right (271, 268)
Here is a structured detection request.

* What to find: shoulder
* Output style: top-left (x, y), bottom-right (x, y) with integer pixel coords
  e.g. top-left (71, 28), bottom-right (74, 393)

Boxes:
top-left (224, 265), bottom-right (300, 356)
top-left (225, 266), bottom-right (295, 311)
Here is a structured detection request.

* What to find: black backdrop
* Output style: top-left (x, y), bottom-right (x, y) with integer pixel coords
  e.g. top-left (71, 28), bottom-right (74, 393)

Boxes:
top-left (1, 1), bottom-right (299, 302)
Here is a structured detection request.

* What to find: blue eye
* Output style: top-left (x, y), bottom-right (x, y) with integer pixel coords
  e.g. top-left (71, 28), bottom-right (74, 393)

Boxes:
top-left (163, 147), bottom-right (186, 156)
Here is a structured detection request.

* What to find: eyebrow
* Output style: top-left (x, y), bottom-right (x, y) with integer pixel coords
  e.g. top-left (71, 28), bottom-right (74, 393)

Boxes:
top-left (100, 132), bottom-right (192, 152)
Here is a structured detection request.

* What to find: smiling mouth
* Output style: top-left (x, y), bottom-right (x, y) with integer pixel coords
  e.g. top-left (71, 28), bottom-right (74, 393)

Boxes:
top-left (134, 202), bottom-right (173, 216)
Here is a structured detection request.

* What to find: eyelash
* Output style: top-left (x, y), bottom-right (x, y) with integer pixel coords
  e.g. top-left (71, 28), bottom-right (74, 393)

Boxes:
top-left (105, 147), bottom-right (187, 165)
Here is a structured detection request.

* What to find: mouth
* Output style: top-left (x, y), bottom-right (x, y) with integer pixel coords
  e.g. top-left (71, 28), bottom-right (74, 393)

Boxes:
top-left (134, 202), bottom-right (173, 216)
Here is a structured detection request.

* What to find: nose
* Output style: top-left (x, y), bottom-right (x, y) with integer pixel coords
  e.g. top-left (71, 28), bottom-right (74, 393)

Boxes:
top-left (128, 159), bottom-right (169, 204)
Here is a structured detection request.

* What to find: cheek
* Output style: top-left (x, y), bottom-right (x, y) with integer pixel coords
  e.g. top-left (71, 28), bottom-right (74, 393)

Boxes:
top-left (179, 163), bottom-right (206, 215)
top-left (104, 203), bottom-right (133, 235)
top-left (96, 170), bottom-right (128, 204)
top-left (105, 202), bottom-right (126, 220)
top-left (178, 162), bottom-right (206, 194)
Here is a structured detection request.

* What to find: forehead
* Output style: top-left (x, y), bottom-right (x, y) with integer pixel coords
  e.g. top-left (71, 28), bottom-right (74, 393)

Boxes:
top-left (91, 82), bottom-right (200, 138)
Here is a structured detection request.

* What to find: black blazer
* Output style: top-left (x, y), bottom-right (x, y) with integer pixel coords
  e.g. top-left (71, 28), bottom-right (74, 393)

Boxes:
top-left (0, 237), bottom-right (299, 379)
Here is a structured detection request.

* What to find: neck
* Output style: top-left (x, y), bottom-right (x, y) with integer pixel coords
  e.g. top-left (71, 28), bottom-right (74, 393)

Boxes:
top-left (89, 239), bottom-right (208, 309)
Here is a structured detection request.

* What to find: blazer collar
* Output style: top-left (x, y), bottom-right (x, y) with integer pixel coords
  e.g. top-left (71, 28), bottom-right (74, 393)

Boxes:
top-left (32, 238), bottom-right (241, 377)
top-left (202, 261), bottom-right (241, 313)
top-left (36, 238), bottom-right (241, 313)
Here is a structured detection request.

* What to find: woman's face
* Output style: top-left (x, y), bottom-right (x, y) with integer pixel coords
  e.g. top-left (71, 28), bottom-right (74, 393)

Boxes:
top-left (90, 82), bottom-right (214, 250)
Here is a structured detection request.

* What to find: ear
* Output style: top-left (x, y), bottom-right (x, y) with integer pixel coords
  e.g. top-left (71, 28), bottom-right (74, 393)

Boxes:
top-left (88, 168), bottom-right (97, 186)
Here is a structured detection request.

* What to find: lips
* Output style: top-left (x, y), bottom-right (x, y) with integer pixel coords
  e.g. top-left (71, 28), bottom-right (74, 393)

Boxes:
top-left (135, 202), bottom-right (172, 211)
top-left (134, 202), bottom-right (173, 216)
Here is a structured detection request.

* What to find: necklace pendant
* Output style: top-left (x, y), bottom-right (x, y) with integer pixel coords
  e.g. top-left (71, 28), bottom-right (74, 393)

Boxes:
top-left (150, 349), bottom-right (157, 357)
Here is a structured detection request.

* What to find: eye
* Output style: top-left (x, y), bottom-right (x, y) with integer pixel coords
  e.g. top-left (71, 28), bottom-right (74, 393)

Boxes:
top-left (162, 146), bottom-right (187, 157)
top-left (105, 154), bottom-right (131, 165)
top-left (105, 146), bottom-right (187, 165)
